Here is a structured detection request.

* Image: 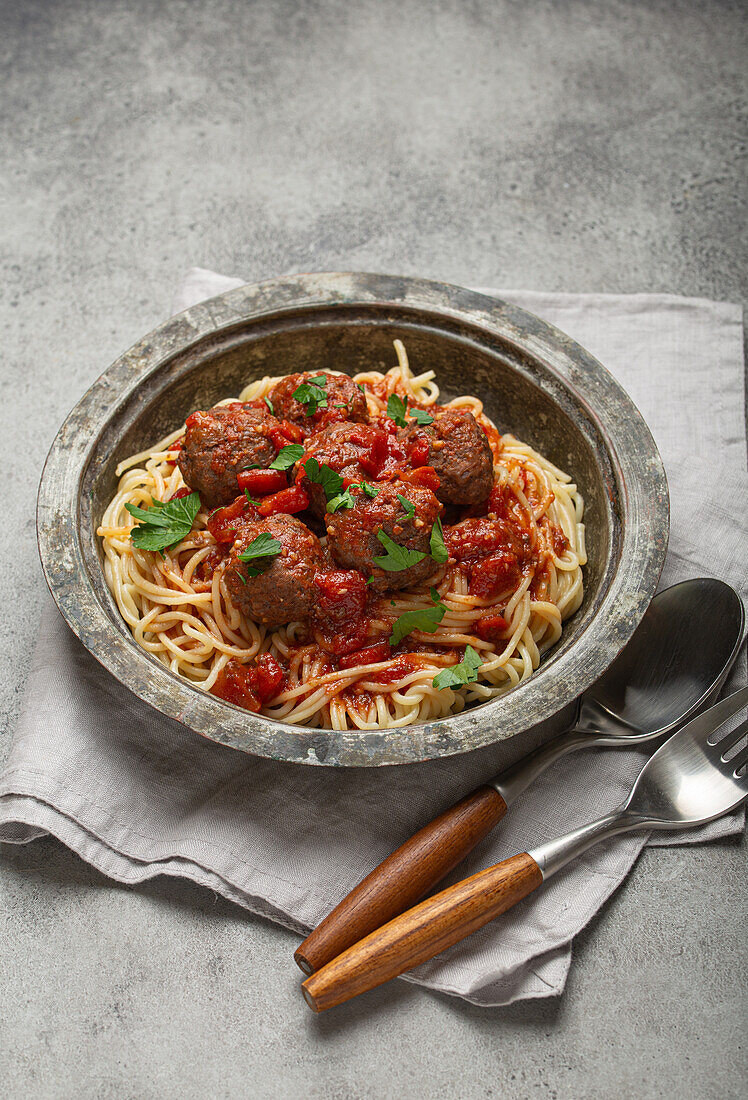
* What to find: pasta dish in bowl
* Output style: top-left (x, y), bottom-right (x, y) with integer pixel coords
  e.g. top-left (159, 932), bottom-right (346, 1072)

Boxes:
top-left (38, 273), bottom-right (667, 765)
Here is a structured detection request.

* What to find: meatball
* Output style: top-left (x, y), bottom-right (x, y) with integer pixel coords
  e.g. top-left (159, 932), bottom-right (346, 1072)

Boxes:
top-left (298, 421), bottom-right (387, 516)
top-left (325, 481), bottom-right (442, 593)
top-left (224, 514), bottom-right (326, 627)
top-left (178, 404), bottom-right (280, 509)
top-left (268, 371), bottom-right (368, 428)
top-left (399, 407), bottom-right (493, 506)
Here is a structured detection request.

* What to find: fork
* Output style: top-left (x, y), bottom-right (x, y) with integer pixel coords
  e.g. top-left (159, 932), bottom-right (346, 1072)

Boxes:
top-left (301, 685), bottom-right (748, 1012)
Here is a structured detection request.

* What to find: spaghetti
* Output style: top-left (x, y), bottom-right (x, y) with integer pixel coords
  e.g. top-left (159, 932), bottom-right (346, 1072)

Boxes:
top-left (97, 343), bottom-right (586, 730)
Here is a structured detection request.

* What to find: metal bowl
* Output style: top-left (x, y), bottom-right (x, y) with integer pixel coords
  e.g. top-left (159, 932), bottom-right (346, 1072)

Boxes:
top-left (37, 273), bottom-right (668, 766)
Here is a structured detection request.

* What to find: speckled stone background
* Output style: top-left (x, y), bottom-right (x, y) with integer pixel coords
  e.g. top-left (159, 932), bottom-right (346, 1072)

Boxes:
top-left (1, 2), bottom-right (746, 1098)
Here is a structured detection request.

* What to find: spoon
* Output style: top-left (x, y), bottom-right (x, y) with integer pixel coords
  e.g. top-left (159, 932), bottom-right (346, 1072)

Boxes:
top-left (302, 684), bottom-right (748, 1011)
top-left (295, 578), bottom-right (745, 975)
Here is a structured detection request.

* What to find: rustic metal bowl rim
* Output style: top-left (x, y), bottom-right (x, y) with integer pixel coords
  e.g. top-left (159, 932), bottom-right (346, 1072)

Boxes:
top-left (37, 272), bottom-right (669, 766)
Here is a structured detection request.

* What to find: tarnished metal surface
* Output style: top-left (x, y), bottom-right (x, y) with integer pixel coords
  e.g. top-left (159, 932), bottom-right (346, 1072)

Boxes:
top-left (36, 273), bottom-right (669, 766)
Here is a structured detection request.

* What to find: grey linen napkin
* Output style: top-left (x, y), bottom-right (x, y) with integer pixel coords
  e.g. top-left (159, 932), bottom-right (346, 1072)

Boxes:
top-left (1, 271), bottom-right (745, 1007)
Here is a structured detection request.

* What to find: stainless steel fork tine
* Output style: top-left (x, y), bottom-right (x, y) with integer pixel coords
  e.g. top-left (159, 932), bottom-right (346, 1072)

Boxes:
top-left (713, 713), bottom-right (748, 758)
top-left (728, 741), bottom-right (748, 778)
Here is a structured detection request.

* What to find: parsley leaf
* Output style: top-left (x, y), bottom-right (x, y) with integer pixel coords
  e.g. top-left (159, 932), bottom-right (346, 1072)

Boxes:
top-left (292, 375), bottom-right (328, 416)
top-left (389, 601), bottom-right (446, 646)
top-left (327, 481), bottom-right (380, 513)
top-left (430, 515), bottom-right (449, 563)
top-left (386, 393), bottom-right (434, 428)
top-left (432, 645), bottom-right (483, 690)
top-left (303, 458), bottom-right (343, 501)
top-left (372, 530), bottom-right (426, 572)
top-left (269, 444), bottom-right (304, 471)
top-left (125, 493), bottom-right (200, 552)
top-left (396, 493), bottom-right (416, 518)
top-left (238, 532), bottom-right (283, 577)
top-left (263, 395), bottom-right (275, 415)
top-left (326, 488), bottom-right (356, 514)
top-left (386, 393), bottom-right (408, 427)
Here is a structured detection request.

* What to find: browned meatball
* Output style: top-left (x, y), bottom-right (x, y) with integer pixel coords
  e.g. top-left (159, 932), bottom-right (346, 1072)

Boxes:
top-left (268, 371), bottom-right (368, 429)
top-left (178, 404), bottom-right (279, 509)
top-left (224, 515), bottom-right (325, 627)
top-left (399, 407), bottom-right (493, 505)
top-left (325, 481), bottom-right (442, 593)
top-left (297, 421), bottom-right (384, 516)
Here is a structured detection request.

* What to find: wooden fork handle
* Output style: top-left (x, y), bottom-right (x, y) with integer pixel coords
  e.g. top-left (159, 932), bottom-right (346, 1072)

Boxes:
top-left (294, 785), bottom-right (507, 975)
top-left (302, 851), bottom-right (543, 1012)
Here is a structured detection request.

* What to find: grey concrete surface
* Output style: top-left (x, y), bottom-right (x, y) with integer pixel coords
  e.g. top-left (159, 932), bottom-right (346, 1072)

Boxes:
top-left (1, 1), bottom-right (746, 1097)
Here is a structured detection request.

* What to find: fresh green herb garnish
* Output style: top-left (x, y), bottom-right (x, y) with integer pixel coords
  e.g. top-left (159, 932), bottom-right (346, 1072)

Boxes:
top-left (326, 480), bottom-right (380, 514)
top-left (269, 444), bottom-right (305, 471)
top-left (125, 493), bottom-right (201, 553)
top-left (357, 382), bottom-right (366, 393)
top-left (389, 600), bottom-right (446, 646)
top-left (238, 532), bottom-right (282, 577)
top-left (429, 515), bottom-right (449, 563)
top-left (386, 392), bottom-right (434, 428)
top-left (396, 493), bottom-right (415, 518)
top-left (263, 395), bottom-right (275, 415)
top-left (303, 458), bottom-right (344, 501)
top-left (326, 488), bottom-right (356, 514)
top-left (372, 530), bottom-right (426, 572)
top-left (292, 374), bottom-right (328, 416)
top-left (429, 586), bottom-right (441, 602)
top-left (432, 645), bottom-right (483, 690)
top-left (244, 489), bottom-right (260, 507)
top-left (386, 393), bottom-right (408, 427)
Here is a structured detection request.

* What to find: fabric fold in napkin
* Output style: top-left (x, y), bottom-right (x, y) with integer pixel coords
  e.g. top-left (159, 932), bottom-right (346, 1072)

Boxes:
top-left (1, 270), bottom-right (745, 1007)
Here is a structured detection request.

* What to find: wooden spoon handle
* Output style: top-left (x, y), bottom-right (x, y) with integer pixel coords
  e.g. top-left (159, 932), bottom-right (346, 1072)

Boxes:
top-left (301, 851), bottom-right (542, 1012)
top-left (294, 785), bottom-right (507, 975)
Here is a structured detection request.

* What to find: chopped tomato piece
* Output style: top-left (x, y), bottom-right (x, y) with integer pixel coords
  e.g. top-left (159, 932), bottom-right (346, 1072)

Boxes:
top-left (338, 641), bottom-right (392, 669)
top-left (170, 437), bottom-right (184, 451)
top-left (354, 428), bottom-right (388, 477)
top-left (312, 570), bottom-right (370, 655)
top-left (313, 570), bottom-right (368, 630)
top-left (170, 486), bottom-right (192, 500)
top-left (474, 613), bottom-right (509, 642)
top-left (401, 465), bottom-right (441, 493)
top-left (207, 494), bottom-right (258, 543)
top-left (408, 437), bottom-right (430, 467)
top-left (211, 654), bottom-right (286, 712)
top-left (257, 484), bottom-right (310, 516)
top-left (237, 469), bottom-right (288, 495)
top-left (279, 419), bottom-right (304, 444)
top-left (254, 653), bottom-right (286, 701)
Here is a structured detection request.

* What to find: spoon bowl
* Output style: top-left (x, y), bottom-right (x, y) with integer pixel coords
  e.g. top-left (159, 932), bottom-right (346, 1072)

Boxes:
top-left (574, 577), bottom-right (745, 742)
